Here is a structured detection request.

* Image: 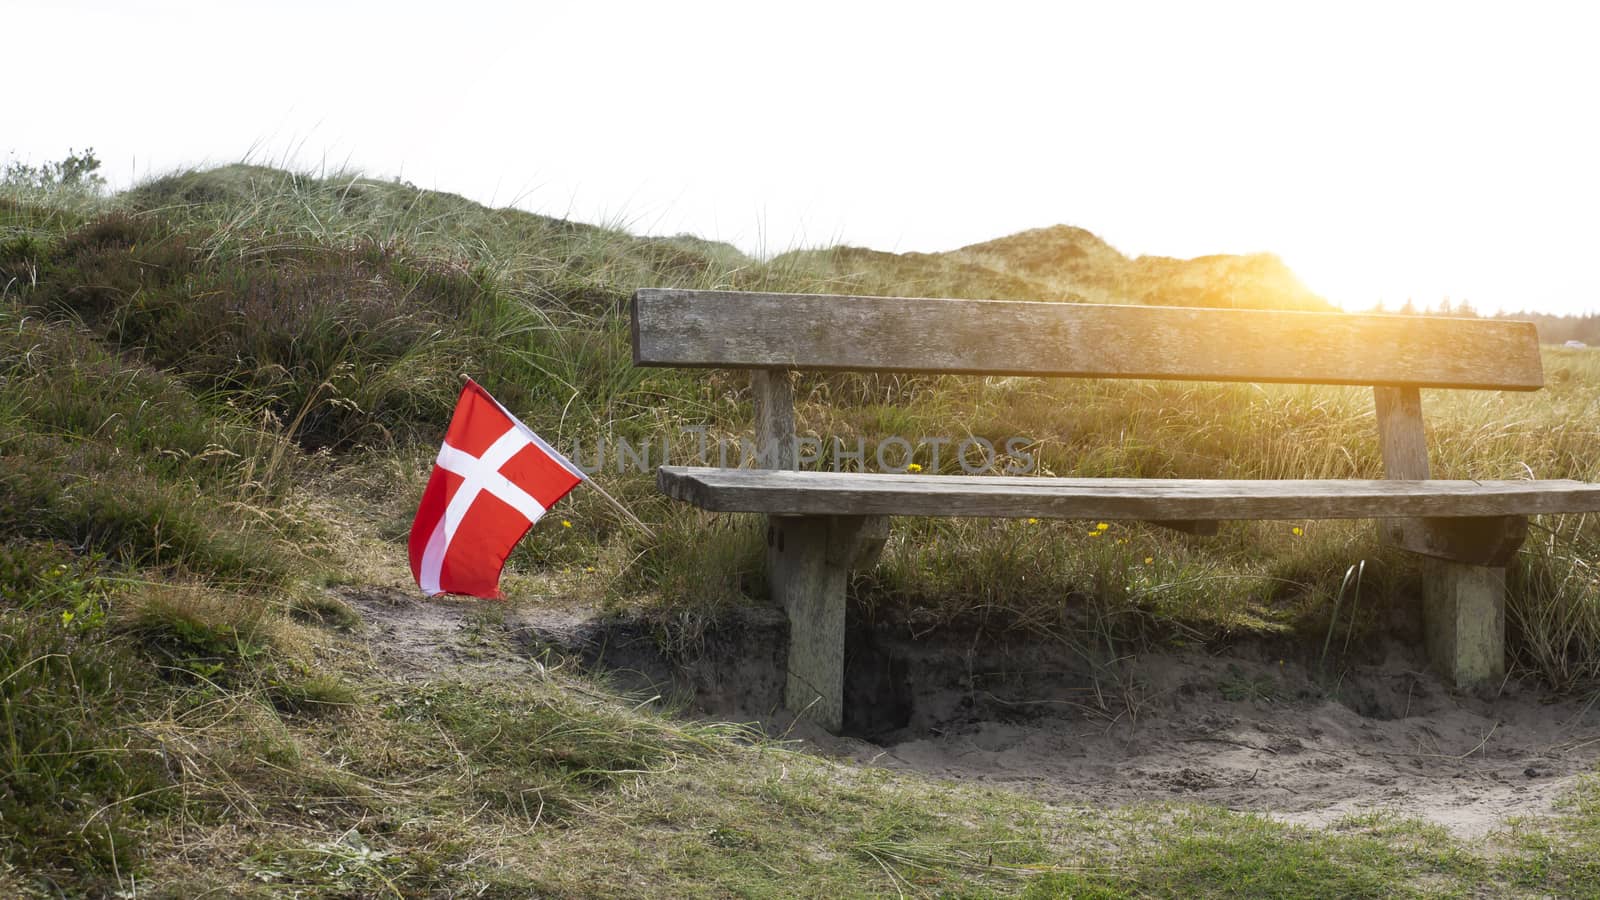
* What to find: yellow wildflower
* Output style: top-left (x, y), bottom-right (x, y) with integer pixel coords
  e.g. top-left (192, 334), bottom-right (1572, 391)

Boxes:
top-left (907, 462), bottom-right (923, 473)
top-left (1027, 517), bottom-right (1039, 524)
top-left (1292, 526), bottom-right (1303, 536)
top-left (1143, 556), bottom-right (1154, 565)
top-left (561, 519), bottom-right (572, 528)
top-left (1096, 522), bottom-right (1110, 531)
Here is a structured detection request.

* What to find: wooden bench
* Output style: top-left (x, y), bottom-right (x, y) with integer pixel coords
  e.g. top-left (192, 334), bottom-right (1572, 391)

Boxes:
top-left (631, 288), bottom-right (1600, 732)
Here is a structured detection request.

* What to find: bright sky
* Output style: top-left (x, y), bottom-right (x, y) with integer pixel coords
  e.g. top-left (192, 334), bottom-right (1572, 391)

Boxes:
top-left (10, 0), bottom-right (1600, 315)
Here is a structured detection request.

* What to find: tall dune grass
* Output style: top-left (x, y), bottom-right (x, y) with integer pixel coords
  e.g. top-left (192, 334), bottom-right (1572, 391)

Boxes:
top-left (10, 163), bottom-right (1600, 684)
top-left (7, 161), bottom-right (1600, 892)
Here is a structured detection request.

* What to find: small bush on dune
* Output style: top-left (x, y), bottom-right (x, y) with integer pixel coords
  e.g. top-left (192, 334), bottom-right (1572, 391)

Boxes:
top-left (16, 213), bottom-right (506, 450)
top-left (32, 212), bottom-right (192, 324)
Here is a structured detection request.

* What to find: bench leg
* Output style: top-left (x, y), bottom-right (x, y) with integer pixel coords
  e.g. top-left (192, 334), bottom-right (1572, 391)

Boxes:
top-left (1422, 559), bottom-right (1506, 689)
top-left (768, 515), bottom-right (884, 732)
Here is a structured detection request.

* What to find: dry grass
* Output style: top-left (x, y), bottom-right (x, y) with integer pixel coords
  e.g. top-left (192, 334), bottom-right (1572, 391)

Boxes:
top-left (6, 162), bottom-right (1600, 894)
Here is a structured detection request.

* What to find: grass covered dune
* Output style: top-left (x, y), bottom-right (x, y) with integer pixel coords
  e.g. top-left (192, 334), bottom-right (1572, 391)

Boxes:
top-left (3, 163), bottom-right (1600, 896)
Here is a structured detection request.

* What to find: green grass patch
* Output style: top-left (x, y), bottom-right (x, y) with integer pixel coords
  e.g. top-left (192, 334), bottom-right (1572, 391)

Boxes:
top-left (1499, 776), bottom-right (1600, 894)
top-left (0, 612), bottom-right (170, 887)
top-left (1024, 808), bottom-right (1483, 898)
top-left (0, 432), bottom-right (298, 585)
top-left (378, 679), bottom-right (714, 823)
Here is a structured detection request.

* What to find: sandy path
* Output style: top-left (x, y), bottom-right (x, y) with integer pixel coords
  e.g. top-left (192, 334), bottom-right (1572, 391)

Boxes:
top-left (338, 585), bottom-right (1600, 837)
top-left (841, 660), bottom-right (1598, 837)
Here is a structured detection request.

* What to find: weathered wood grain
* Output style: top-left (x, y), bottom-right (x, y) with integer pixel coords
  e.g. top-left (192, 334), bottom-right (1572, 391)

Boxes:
top-left (657, 467), bottom-right (1600, 520)
top-left (1424, 564), bottom-right (1507, 689)
top-left (632, 289), bottom-right (1544, 390)
top-left (1372, 386), bottom-right (1527, 564)
top-left (751, 369), bottom-right (796, 471)
top-left (1404, 516), bottom-right (1529, 566)
top-left (1376, 385), bottom-right (1440, 551)
top-left (1373, 386), bottom-right (1513, 682)
top-left (768, 515), bottom-right (880, 732)
top-left (1374, 387), bottom-right (1431, 480)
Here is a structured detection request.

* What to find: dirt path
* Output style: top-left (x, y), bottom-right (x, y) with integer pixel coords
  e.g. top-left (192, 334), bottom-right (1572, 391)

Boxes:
top-left (338, 585), bottom-right (1600, 838)
top-left (338, 584), bottom-right (598, 682)
top-left (833, 653), bottom-right (1599, 838)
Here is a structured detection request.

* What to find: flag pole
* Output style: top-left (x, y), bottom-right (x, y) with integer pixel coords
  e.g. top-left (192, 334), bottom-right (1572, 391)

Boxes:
top-left (581, 476), bottom-right (658, 540)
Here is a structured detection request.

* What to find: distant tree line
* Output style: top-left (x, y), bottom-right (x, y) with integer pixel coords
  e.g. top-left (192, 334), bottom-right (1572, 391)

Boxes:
top-left (1378, 298), bottom-right (1482, 318)
top-left (1371, 298), bottom-right (1599, 346)
top-left (1490, 311), bottom-right (1600, 346)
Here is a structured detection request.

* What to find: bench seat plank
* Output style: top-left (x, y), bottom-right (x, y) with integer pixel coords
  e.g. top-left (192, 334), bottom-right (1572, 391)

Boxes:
top-left (658, 466), bottom-right (1600, 520)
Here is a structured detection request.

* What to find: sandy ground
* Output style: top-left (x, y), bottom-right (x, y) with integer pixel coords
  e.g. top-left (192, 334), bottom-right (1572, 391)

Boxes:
top-left (827, 653), bottom-right (1600, 838)
top-left (339, 585), bottom-right (1600, 838)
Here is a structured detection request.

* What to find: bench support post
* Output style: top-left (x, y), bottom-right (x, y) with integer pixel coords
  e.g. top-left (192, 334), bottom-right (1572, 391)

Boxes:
top-left (768, 515), bottom-right (880, 732)
top-left (751, 369), bottom-right (798, 470)
top-left (1375, 386), bottom-right (1507, 688)
top-left (1422, 560), bottom-right (1506, 689)
top-left (751, 369), bottom-right (887, 730)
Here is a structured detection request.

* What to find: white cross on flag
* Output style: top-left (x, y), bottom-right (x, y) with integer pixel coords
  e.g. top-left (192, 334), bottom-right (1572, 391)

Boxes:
top-left (408, 379), bottom-right (585, 598)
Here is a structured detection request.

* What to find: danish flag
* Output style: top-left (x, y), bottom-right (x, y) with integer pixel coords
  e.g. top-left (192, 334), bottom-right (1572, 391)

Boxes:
top-left (408, 379), bottom-right (585, 598)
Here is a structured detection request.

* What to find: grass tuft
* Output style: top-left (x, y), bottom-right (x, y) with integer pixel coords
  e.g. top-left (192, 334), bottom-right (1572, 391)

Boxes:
top-left (0, 615), bottom-right (169, 884)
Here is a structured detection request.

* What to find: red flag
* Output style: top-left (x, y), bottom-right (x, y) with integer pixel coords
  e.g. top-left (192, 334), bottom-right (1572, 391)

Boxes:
top-left (408, 379), bottom-right (585, 598)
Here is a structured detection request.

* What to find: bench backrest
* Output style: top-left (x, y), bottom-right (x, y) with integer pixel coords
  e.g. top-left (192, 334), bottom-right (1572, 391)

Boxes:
top-left (632, 289), bottom-right (1543, 391)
